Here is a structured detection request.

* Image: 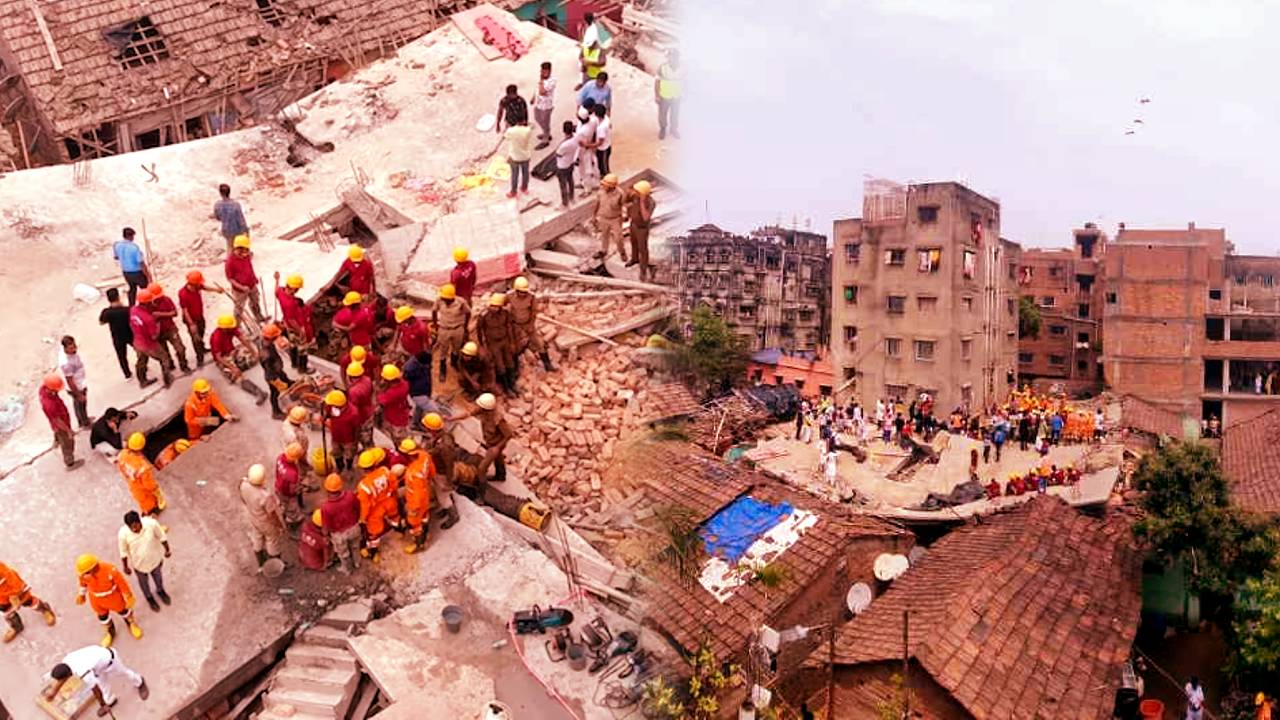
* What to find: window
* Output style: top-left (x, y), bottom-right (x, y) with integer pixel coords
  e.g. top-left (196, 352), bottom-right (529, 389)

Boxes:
top-left (843, 285), bottom-right (858, 304)
top-left (961, 338), bottom-right (973, 359)
top-left (1049, 325), bottom-right (1067, 336)
top-left (844, 243), bottom-right (861, 264)
top-left (843, 367), bottom-right (856, 380)
top-left (885, 338), bottom-right (902, 357)
top-left (886, 384), bottom-right (909, 399)
top-left (962, 296), bottom-right (974, 311)
top-left (115, 17), bottom-right (170, 69)
top-left (963, 250), bottom-right (976, 279)
top-left (256, 0), bottom-right (287, 25)
top-left (1106, 291), bottom-right (1118, 304)
top-left (917, 248), bottom-right (941, 273)
top-left (917, 205), bottom-right (939, 223)
top-left (1007, 298), bottom-right (1016, 315)
top-left (917, 296), bottom-right (938, 312)
top-left (739, 304), bottom-right (755, 319)
top-left (1049, 354), bottom-right (1066, 366)
top-left (843, 325), bottom-right (858, 342)
top-left (1209, 288), bottom-right (1222, 300)
top-left (1049, 266), bottom-right (1062, 277)
top-left (1264, 274), bottom-right (1275, 288)
top-left (887, 295), bottom-right (906, 314)
top-left (885, 249), bottom-right (906, 266)
top-left (1008, 262), bottom-right (1018, 280)
top-left (720, 248), bottom-right (731, 263)
top-left (1077, 303), bottom-right (1090, 319)
top-left (1039, 296), bottom-right (1056, 307)
top-left (1077, 332), bottom-right (1090, 344)
top-left (914, 340), bottom-right (936, 361)
top-left (1078, 234), bottom-right (1096, 258)
top-left (1019, 352), bottom-right (1034, 364)
top-left (1077, 360), bottom-right (1089, 371)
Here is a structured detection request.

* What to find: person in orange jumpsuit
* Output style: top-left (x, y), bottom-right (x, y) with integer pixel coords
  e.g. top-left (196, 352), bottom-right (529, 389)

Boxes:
top-left (152, 438), bottom-right (191, 470)
top-left (183, 377), bottom-right (237, 440)
top-left (355, 448), bottom-right (401, 563)
top-left (399, 439), bottom-right (435, 554)
top-left (1, 561), bottom-right (56, 642)
top-left (118, 433), bottom-right (163, 516)
top-left (75, 554), bottom-right (141, 646)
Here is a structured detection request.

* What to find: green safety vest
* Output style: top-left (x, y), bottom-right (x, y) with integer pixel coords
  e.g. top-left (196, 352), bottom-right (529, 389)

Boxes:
top-left (658, 62), bottom-right (682, 99)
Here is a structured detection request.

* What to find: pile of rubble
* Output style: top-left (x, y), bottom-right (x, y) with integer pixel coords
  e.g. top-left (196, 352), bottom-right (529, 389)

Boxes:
top-left (686, 392), bottom-right (773, 455)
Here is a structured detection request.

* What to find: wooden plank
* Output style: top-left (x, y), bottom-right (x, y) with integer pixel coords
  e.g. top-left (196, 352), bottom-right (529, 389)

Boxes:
top-left (622, 5), bottom-right (679, 37)
top-left (528, 268), bottom-right (668, 292)
top-left (27, 0), bottom-right (62, 72)
top-left (540, 314), bottom-right (620, 347)
top-left (554, 304), bottom-right (674, 350)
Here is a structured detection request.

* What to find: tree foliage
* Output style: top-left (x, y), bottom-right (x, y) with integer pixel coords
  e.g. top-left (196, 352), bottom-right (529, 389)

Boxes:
top-left (643, 645), bottom-right (739, 720)
top-left (1018, 296), bottom-right (1042, 339)
top-left (1233, 564), bottom-right (1280, 680)
top-left (667, 305), bottom-right (750, 397)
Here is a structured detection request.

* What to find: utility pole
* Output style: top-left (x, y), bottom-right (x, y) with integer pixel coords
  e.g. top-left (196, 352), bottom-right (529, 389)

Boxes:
top-left (825, 558), bottom-right (846, 719)
top-left (902, 609), bottom-right (910, 719)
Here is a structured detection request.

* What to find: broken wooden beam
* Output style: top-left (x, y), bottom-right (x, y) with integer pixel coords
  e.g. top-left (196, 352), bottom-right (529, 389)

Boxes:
top-left (529, 267), bottom-right (668, 292)
top-left (554, 305), bottom-right (675, 350)
top-left (540, 314), bottom-right (620, 347)
top-left (27, 0), bottom-right (62, 72)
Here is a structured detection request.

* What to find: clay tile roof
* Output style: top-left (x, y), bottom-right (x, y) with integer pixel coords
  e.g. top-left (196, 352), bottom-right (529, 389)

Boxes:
top-left (818, 497), bottom-right (1142, 720)
top-left (1119, 395), bottom-right (1187, 439)
top-left (637, 443), bottom-right (910, 661)
top-left (1221, 408), bottom-right (1280, 515)
top-left (638, 382), bottom-right (702, 425)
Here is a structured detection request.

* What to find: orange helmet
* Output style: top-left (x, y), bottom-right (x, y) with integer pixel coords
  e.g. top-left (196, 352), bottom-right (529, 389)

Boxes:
top-left (186, 270), bottom-right (204, 285)
top-left (42, 373), bottom-right (64, 391)
top-left (262, 322), bottom-right (282, 339)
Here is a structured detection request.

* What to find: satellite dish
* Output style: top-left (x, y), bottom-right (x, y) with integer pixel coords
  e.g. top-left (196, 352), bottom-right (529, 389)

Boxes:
top-left (908, 545), bottom-right (927, 565)
top-left (846, 582), bottom-right (872, 615)
top-left (874, 553), bottom-right (909, 581)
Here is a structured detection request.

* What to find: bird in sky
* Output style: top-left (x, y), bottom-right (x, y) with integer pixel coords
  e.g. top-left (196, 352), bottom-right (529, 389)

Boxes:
top-left (1140, 97), bottom-right (1151, 104)
top-left (1125, 129), bottom-right (1136, 135)
top-left (1133, 119), bottom-right (1145, 124)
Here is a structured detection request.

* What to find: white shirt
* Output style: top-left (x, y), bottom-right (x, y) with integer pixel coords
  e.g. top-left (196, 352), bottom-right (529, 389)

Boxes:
top-left (61, 645), bottom-right (113, 688)
top-left (595, 116), bottom-right (612, 151)
top-left (1185, 683), bottom-right (1204, 710)
top-left (118, 517), bottom-right (168, 573)
top-left (534, 76), bottom-right (557, 111)
top-left (581, 22), bottom-right (600, 48)
top-left (575, 116), bottom-right (598, 148)
top-left (555, 137), bottom-right (580, 169)
top-left (59, 348), bottom-right (87, 390)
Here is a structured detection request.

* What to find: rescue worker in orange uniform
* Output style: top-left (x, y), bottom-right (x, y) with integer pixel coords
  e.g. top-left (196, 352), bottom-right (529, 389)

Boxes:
top-left (152, 438), bottom-right (191, 470)
top-left (355, 448), bottom-right (401, 563)
top-left (183, 378), bottom-right (237, 440)
top-left (1, 561), bottom-right (56, 642)
top-left (117, 433), bottom-right (163, 516)
top-left (399, 439), bottom-right (435, 554)
top-left (75, 554), bottom-right (141, 647)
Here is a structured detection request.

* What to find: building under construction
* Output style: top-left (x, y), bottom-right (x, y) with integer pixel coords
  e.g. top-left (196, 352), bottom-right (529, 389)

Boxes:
top-left (0, 0), bottom-right (525, 168)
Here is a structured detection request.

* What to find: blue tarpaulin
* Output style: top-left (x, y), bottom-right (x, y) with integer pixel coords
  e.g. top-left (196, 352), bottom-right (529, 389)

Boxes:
top-left (699, 496), bottom-right (793, 562)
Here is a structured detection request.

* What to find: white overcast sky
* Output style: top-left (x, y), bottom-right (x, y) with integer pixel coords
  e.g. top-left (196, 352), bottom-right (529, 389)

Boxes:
top-left (677, 0), bottom-right (1280, 253)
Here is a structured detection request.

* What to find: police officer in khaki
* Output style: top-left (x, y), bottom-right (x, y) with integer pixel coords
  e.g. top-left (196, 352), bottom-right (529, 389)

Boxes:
top-left (431, 283), bottom-right (470, 381)
top-left (507, 276), bottom-right (554, 376)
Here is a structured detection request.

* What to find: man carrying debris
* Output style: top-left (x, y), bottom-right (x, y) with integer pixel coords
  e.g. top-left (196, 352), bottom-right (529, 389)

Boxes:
top-left (1, 561), bottom-right (56, 643)
top-left (337, 245), bottom-right (376, 300)
top-left (389, 305), bottom-right (429, 366)
top-left (129, 286), bottom-right (175, 389)
top-left (112, 227), bottom-right (150, 307)
top-left (239, 463), bottom-right (285, 572)
top-left (421, 413), bottom-right (461, 530)
top-left (259, 323), bottom-right (295, 420)
top-left (224, 235), bottom-right (266, 324)
top-left (450, 248), bottom-right (478, 301)
top-left (275, 442), bottom-right (306, 527)
top-left (74, 553), bottom-right (142, 646)
top-left (532, 61), bottom-right (557, 149)
top-left (46, 645), bottom-right (148, 717)
top-left (655, 49), bottom-right (682, 140)
top-left (377, 364), bottom-right (413, 445)
top-left (179, 271), bottom-right (222, 367)
top-left (332, 292), bottom-right (376, 351)
top-left (184, 378), bottom-right (237, 440)
top-left (431, 284), bottom-right (470, 380)
top-left (320, 473), bottom-right (362, 573)
top-left (299, 510), bottom-right (332, 572)
top-left (477, 293), bottom-right (518, 396)
top-left (399, 438), bottom-right (435, 553)
top-left (325, 390), bottom-right (360, 475)
top-left (58, 336), bottom-right (92, 429)
top-left (627, 180), bottom-right (657, 282)
top-left (209, 315), bottom-right (270, 405)
top-left (473, 392), bottom-right (513, 484)
top-left (212, 183), bottom-right (250, 252)
top-left (118, 433), bottom-right (163, 517)
top-left (39, 374), bottom-right (84, 470)
top-left (555, 120), bottom-right (580, 207)
top-left (345, 361), bottom-right (375, 450)
top-left (117, 511), bottom-right (171, 613)
top-left (146, 284), bottom-right (191, 373)
top-left (275, 274), bottom-right (315, 373)
top-left (356, 448), bottom-right (401, 563)
top-left (594, 173), bottom-right (627, 262)
top-left (458, 341), bottom-right (500, 399)
top-left (508, 276), bottom-right (554, 374)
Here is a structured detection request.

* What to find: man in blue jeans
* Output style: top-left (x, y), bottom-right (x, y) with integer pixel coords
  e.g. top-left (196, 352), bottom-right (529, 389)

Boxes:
top-left (504, 115), bottom-right (533, 198)
top-left (112, 228), bottom-right (150, 306)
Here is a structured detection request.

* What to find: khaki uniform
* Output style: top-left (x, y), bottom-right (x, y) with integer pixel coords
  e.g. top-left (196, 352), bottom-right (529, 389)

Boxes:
top-left (432, 298), bottom-right (470, 372)
top-left (628, 191), bottom-right (656, 281)
top-left (595, 187), bottom-right (627, 259)
top-left (280, 419), bottom-right (311, 464)
top-left (478, 410), bottom-right (514, 483)
top-left (238, 479), bottom-right (284, 557)
top-left (423, 430), bottom-right (460, 509)
top-left (458, 352), bottom-right (499, 398)
top-left (476, 306), bottom-right (517, 376)
top-left (507, 291), bottom-right (543, 354)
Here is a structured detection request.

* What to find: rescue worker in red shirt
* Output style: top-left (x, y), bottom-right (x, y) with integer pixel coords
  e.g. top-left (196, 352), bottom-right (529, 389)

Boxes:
top-left (275, 442), bottom-right (305, 527)
top-left (338, 345), bottom-right (379, 375)
top-left (376, 364), bottom-right (412, 445)
top-left (209, 315), bottom-right (269, 405)
top-left (40, 374), bottom-right (83, 470)
top-left (145, 284), bottom-right (190, 373)
top-left (224, 235), bottom-right (266, 323)
top-left (1, 561), bottom-right (57, 642)
top-left (299, 510), bottom-right (332, 571)
top-left (274, 273), bottom-right (315, 374)
top-left (178, 270), bottom-right (224, 367)
top-left (449, 247), bottom-right (478, 301)
top-left (320, 474), bottom-right (362, 574)
top-left (129, 286), bottom-right (175, 389)
top-left (356, 448), bottom-right (401, 563)
top-left (345, 361), bottom-right (375, 449)
top-left (332, 292), bottom-right (375, 350)
top-left (399, 439), bottom-right (435, 554)
top-left (324, 390), bottom-right (360, 475)
top-left (75, 554), bottom-right (141, 646)
top-left (389, 305), bottom-right (429, 365)
top-left (337, 246), bottom-right (376, 299)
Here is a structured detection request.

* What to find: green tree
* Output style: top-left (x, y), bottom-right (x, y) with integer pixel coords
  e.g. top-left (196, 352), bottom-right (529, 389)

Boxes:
top-left (1233, 565), bottom-right (1280, 679)
top-left (668, 305), bottom-right (750, 396)
top-left (642, 645), bottom-right (740, 719)
top-left (1018, 296), bottom-right (1042, 339)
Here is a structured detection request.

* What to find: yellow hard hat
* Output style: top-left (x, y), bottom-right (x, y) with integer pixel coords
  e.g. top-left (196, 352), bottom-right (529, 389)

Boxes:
top-left (288, 406), bottom-right (309, 424)
top-left (312, 509), bottom-right (323, 527)
top-left (1259, 693), bottom-right (1267, 706)
top-left (247, 463), bottom-right (267, 485)
top-left (175, 439), bottom-right (191, 453)
top-left (193, 378), bottom-right (211, 393)
top-left (285, 442), bottom-right (304, 460)
top-left (399, 438), bottom-right (417, 453)
top-left (601, 173), bottom-right (618, 186)
top-left (350, 346), bottom-right (367, 362)
top-left (75, 554), bottom-right (99, 574)
top-left (394, 306), bottom-right (414, 323)
top-left (489, 293), bottom-right (506, 307)
top-left (461, 341), bottom-right (478, 357)
top-left (127, 432), bottom-right (146, 451)
top-left (233, 234), bottom-right (251, 249)
top-left (286, 274), bottom-right (304, 289)
top-left (325, 389), bottom-right (347, 406)
top-left (342, 291), bottom-right (362, 307)
top-left (358, 448), bottom-right (385, 469)
top-left (453, 247), bottom-right (469, 263)
top-left (346, 361), bottom-right (364, 377)
top-left (633, 180), bottom-right (652, 195)
top-left (422, 413), bottom-right (444, 431)
top-left (381, 364), bottom-right (401, 381)
top-left (217, 315), bottom-right (237, 330)
top-left (476, 393), bottom-right (497, 410)
top-left (513, 276), bottom-right (530, 292)
top-left (348, 246), bottom-right (365, 262)
top-left (439, 284), bottom-right (457, 300)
